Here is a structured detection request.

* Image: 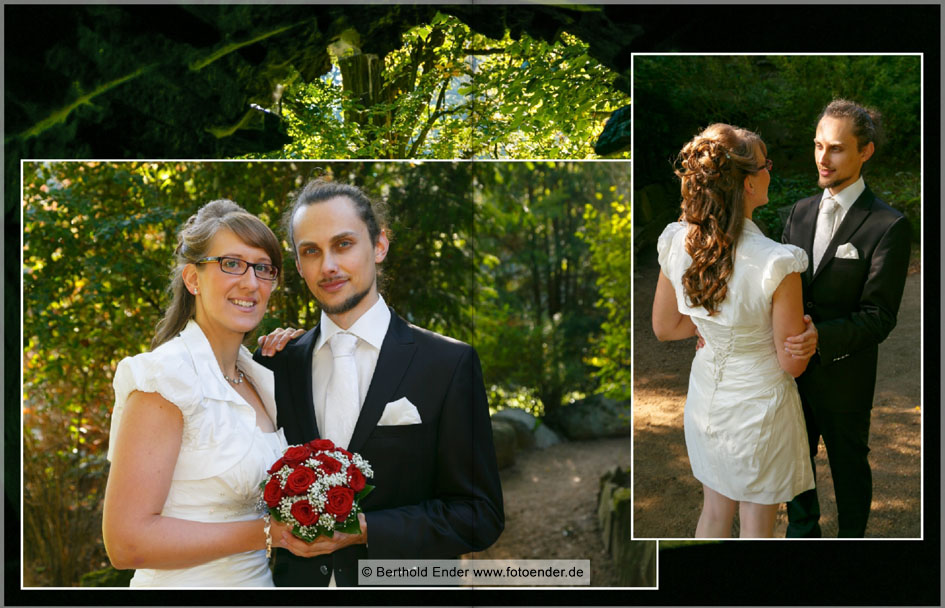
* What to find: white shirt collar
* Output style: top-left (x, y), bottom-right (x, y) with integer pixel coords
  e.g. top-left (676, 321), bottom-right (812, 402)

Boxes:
top-left (316, 294), bottom-right (391, 352)
top-left (823, 175), bottom-right (866, 214)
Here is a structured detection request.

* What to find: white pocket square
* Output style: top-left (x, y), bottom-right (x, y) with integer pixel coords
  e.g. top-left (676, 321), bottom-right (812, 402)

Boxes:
top-left (835, 243), bottom-right (859, 260)
top-left (377, 397), bottom-right (422, 426)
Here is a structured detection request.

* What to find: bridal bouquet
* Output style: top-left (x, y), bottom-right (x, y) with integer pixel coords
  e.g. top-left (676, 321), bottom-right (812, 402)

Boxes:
top-left (260, 439), bottom-right (374, 541)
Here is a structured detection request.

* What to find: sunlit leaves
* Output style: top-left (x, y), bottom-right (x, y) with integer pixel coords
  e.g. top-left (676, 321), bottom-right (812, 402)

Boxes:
top-left (581, 195), bottom-right (632, 402)
top-left (255, 14), bottom-right (627, 160)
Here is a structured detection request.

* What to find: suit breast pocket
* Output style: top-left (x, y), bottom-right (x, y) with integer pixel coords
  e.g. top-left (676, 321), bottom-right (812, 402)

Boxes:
top-left (361, 424), bottom-right (431, 506)
top-left (818, 258), bottom-right (868, 305)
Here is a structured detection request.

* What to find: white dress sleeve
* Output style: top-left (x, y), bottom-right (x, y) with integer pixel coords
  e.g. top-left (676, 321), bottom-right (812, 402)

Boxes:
top-left (108, 349), bottom-right (201, 460)
top-left (656, 221), bottom-right (687, 275)
top-left (761, 244), bottom-right (808, 301)
top-left (108, 341), bottom-right (261, 481)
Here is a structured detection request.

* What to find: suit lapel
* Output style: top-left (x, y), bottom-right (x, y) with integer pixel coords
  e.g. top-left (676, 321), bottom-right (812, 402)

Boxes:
top-left (347, 310), bottom-right (417, 453)
top-left (796, 195), bottom-right (821, 282)
top-left (812, 187), bottom-right (873, 282)
top-left (287, 325), bottom-right (321, 442)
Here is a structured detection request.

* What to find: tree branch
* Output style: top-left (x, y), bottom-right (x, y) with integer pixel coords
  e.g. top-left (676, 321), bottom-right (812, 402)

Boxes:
top-left (10, 64), bottom-right (157, 141)
top-left (189, 21), bottom-right (307, 71)
top-left (406, 79), bottom-right (449, 158)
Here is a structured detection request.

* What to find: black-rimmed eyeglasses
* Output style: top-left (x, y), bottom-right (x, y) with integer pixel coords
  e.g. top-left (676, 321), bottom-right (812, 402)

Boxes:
top-left (196, 256), bottom-right (279, 281)
top-left (753, 158), bottom-right (773, 173)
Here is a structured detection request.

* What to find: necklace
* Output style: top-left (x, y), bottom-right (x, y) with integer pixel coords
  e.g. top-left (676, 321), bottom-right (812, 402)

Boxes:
top-left (223, 368), bottom-right (245, 385)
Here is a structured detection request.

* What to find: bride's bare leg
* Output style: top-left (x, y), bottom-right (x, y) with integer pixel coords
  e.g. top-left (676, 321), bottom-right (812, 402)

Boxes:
top-left (695, 485), bottom-right (736, 538)
top-left (738, 502), bottom-right (778, 538)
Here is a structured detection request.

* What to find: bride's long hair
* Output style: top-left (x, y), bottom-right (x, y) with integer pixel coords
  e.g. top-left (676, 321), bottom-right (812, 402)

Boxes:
top-left (673, 123), bottom-right (765, 315)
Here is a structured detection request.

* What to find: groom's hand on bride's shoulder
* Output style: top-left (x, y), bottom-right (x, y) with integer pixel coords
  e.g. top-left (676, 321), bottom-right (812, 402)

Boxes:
top-left (784, 315), bottom-right (818, 360)
top-left (277, 513), bottom-right (368, 558)
top-left (257, 327), bottom-right (306, 357)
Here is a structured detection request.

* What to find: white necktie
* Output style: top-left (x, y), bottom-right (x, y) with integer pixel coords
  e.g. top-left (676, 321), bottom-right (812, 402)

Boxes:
top-left (323, 332), bottom-right (360, 449)
top-left (812, 196), bottom-right (840, 271)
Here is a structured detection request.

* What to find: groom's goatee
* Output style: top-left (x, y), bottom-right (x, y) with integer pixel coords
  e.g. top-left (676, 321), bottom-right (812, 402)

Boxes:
top-left (317, 284), bottom-right (373, 315)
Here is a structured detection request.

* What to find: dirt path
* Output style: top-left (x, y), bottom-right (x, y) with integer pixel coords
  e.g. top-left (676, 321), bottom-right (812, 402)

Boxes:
top-left (466, 436), bottom-right (631, 586)
top-left (632, 248), bottom-right (922, 538)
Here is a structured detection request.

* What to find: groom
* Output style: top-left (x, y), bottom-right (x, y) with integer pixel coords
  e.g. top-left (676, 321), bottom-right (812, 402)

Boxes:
top-left (255, 179), bottom-right (504, 585)
top-left (781, 99), bottom-right (911, 537)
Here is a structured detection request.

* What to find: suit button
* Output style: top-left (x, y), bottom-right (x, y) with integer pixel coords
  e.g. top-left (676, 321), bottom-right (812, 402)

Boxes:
top-left (320, 565), bottom-right (329, 575)
top-left (806, 301), bottom-right (814, 309)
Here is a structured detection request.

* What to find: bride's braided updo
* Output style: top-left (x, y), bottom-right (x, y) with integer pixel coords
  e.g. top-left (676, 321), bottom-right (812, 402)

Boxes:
top-left (673, 123), bottom-right (765, 314)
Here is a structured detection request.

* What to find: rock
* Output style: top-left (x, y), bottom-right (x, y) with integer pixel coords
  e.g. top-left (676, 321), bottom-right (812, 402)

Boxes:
top-left (544, 395), bottom-right (630, 440)
top-left (532, 421), bottom-right (563, 449)
top-left (598, 467), bottom-right (655, 587)
top-left (491, 418), bottom-right (518, 469)
top-left (492, 408), bottom-right (538, 449)
top-left (594, 104), bottom-right (631, 156)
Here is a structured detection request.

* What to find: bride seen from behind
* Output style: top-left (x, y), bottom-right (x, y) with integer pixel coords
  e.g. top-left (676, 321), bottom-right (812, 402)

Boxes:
top-left (102, 200), bottom-right (300, 586)
top-left (651, 124), bottom-right (816, 538)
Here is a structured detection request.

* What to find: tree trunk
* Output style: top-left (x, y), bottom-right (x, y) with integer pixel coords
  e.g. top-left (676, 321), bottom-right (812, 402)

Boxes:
top-left (337, 53), bottom-right (383, 128)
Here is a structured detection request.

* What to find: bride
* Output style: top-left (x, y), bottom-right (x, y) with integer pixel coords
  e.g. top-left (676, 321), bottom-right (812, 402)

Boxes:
top-left (102, 200), bottom-right (302, 586)
top-left (651, 123), bottom-right (816, 538)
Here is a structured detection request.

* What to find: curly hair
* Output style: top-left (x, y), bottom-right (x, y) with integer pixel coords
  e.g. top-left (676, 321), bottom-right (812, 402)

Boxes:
top-left (673, 123), bottom-right (765, 315)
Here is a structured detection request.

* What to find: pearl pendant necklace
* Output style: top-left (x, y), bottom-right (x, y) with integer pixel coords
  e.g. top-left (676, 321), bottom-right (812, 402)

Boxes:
top-left (224, 369), bottom-right (245, 385)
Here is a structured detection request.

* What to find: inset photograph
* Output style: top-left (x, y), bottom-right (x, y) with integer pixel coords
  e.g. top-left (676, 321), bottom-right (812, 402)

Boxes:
top-left (22, 160), bottom-right (646, 587)
top-left (631, 55), bottom-right (921, 539)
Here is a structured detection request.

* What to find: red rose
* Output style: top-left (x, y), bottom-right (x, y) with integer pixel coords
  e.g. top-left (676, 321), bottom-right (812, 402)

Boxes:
top-left (324, 486), bottom-right (355, 521)
top-left (284, 466), bottom-right (316, 496)
top-left (263, 476), bottom-right (283, 507)
top-left (290, 500), bottom-right (319, 526)
top-left (315, 453), bottom-right (343, 475)
top-left (307, 438), bottom-right (335, 452)
top-left (283, 446), bottom-right (312, 466)
top-left (267, 457), bottom-right (286, 475)
top-left (346, 464), bottom-right (366, 492)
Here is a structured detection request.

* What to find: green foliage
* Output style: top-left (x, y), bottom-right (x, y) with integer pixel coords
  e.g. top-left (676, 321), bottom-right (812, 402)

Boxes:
top-left (253, 14), bottom-right (629, 160)
top-left (865, 167), bottom-right (922, 243)
top-left (635, 55), bottom-right (918, 180)
top-left (474, 162), bottom-right (631, 413)
top-left (79, 565), bottom-right (134, 587)
top-left (581, 194), bottom-right (632, 401)
top-left (487, 385), bottom-right (544, 418)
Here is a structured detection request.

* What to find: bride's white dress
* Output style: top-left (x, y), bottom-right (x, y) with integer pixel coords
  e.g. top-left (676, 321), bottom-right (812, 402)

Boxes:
top-left (658, 220), bottom-right (815, 503)
top-left (108, 320), bottom-right (288, 587)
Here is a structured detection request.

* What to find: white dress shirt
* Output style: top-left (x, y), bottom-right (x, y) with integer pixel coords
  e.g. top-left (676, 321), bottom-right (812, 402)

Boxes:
top-left (311, 295), bottom-right (392, 437)
top-left (820, 175), bottom-right (866, 230)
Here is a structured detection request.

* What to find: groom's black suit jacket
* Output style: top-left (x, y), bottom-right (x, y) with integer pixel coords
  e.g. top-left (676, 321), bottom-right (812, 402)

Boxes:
top-left (254, 308), bottom-right (504, 586)
top-left (782, 184), bottom-right (911, 414)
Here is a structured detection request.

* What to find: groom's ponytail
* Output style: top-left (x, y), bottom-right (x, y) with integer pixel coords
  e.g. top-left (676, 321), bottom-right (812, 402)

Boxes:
top-left (673, 123), bottom-right (763, 315)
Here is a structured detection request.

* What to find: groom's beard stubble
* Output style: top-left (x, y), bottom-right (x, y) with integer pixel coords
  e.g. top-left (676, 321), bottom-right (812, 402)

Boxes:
top-left (818, 171), bottom-right (853, 191)
top-left (316, 282), bottom-right (374, 315)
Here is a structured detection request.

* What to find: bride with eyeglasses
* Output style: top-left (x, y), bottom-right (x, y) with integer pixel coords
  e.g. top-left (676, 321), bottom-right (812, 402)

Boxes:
top-left (102, 199), bottom-right (308, 586)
